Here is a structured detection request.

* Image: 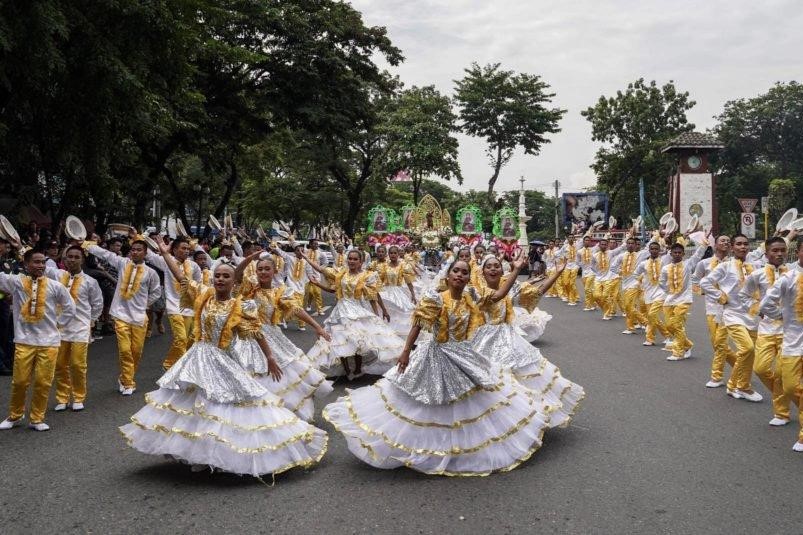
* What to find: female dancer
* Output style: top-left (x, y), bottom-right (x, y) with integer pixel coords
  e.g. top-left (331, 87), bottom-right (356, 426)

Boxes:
top-left (512, 261), bottom-right (554, 343)
top-left (323, 256), bottom-right (555, 476)
top-left (375, 245), bottom-right (417, 338)
top-left (305, 249), bottom-right (404, 379)
top-left (120, 244), bottom-right (327, 477)
top-left (228, 251), bottom-right (334, 422)
top-left (473, 255), bottom-right (584, 427)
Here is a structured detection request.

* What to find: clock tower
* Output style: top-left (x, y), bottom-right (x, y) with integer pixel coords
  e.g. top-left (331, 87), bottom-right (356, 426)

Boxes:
top-left (662, 132), bottom-right (724, 235)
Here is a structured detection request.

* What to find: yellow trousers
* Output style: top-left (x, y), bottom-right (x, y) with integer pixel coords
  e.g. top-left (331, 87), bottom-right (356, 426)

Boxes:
top-left (561, 268), bottom-right (579, 304)
top-left (725, 325), bottom-right (757, 392)
top-left (614, 281), bottom-right (624, 315)
top-left (8, 343), bottom-right (59, 423)
top-left (644, 301), bottom-right (668, 343)
top-left (163, 314), bottom-right (194, 370)
top-left (623, 288), bottom-right (647, 330)
top-left (753, 334), bottom-right (790, 419)
top-left (546, 270), bottom-right (560, 297)
top-left (304, 282), bottom-right (323, 313)
top-left (292, 291), bottom-right (308, 328)
top-left (709, 317), bottom-right (736, 382)
top-left (115, 319), bottom-right (147, 389)
top-left (663, 304), bottom-right (692, 357)
top-left (582, 275), bottom-right (596, 309)
top-left (778, 357), bottom-right (803, 441)
top-left (55, 341), bottom-right (88, 404)
top-left (595, 279), bottom-right (619, 317)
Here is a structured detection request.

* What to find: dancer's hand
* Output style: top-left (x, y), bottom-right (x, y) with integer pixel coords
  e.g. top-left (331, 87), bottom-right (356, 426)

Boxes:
top-left (511, 250), bottom-right (526, 271)
top-left (316, 328), bottom-right (331, 342)
top-left (267, 356), bottom-right (283, 382)
top-left (557, 257), bottom-right (568, 272)
top-left (396, 349), bottom-right (410, 373)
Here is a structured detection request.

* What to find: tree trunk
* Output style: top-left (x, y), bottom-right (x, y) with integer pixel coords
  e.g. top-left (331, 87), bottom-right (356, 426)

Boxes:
top-left (344, 189), bottom-right (362, 236)
top-left (208, 157), bottom-right (241, 232)
top-left (412, 176), bottom-right (422, 205)
top-left (487, 144), bottom-right (503, 201)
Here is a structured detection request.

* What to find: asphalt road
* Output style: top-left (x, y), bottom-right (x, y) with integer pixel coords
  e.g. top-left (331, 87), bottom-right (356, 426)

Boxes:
top-left (0, 285), bottom-right (799, 534)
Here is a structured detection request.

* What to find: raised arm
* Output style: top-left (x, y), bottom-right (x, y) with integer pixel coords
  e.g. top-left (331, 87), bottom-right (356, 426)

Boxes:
top-left (531, 257), bottom-right (567, 296)
top-left (157, 240), bottom-right (186, 283)
top-left (234, 250), bottom-right (263, 284)
top-left (490, 251), bottom-right (527, 303)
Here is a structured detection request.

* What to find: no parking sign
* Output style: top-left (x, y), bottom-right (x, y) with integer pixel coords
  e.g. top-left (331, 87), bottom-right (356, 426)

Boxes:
top-left (740, 212), bottom-right (755, 239)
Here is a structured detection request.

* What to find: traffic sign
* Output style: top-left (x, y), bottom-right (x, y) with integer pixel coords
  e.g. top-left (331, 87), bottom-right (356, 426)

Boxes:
top-left (737, 198), bottom-right (758, 213)
top-left (761, 196), bottom-right (769, 214)
top-left (741, 212), bottom-right (755, 239)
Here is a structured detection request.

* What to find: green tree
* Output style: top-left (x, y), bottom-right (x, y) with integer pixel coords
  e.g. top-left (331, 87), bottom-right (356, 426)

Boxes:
top-left (767, 178), bottom-right (797, 229)
top-left (454, 63), bottom-right (565, 201)
top-left (581, 79), bottom-right (695, 220)
top-left (380, 85), bottom-right (462, 204)
top-left (713, 82), bottom-right (803, 228)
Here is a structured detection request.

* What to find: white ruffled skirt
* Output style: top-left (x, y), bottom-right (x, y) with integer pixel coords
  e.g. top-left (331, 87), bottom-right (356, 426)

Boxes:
top-left (323, 375), bottom-right (553, 476)
top-left (380, 286), bottom-right (416, 338)
top-left (513, 306), bottom-right (552, 342)
top-left (306, 298), bottom-right (404, 377)
top-left (120, 342), bottom-right (327, 476)
top-left (230, 327), bottom-right (334, 422)
top-left (472, 323), bottom-right (584, 428)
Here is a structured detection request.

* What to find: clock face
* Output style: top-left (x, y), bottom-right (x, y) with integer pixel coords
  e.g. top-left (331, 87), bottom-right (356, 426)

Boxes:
top-left (687, 155), bottom-right (702, 170)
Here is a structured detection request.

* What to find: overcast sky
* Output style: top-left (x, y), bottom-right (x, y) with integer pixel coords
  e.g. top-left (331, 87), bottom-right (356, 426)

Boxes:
top-left (351, 0), bottom-right (803, 197)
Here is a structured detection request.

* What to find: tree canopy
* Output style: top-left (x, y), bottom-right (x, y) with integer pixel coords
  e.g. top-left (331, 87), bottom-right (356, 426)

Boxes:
top-left (454, 63), bottom-right (565, 201)
top-left (582, 79), bottom-right (695, 220)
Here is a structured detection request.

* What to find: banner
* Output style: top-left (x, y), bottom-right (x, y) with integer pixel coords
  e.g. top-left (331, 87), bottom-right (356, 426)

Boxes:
top-left (562, 192), bottom-right (609, 233)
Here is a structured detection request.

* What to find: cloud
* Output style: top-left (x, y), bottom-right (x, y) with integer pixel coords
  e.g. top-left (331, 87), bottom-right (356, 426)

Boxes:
top-left (351, 0), bottom-right (803, 200)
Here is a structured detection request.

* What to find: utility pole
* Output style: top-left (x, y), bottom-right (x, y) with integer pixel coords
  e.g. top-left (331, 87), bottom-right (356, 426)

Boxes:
top-left (553, 179), bottom-right (560, 239)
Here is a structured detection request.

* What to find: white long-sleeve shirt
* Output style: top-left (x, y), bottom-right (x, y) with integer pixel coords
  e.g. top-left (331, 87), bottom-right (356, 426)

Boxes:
top-left (576, 245), bottom-right (598, 276)
top-left (46, 268), bottom-right (103, 343)
top-left (557, 242), bottom-right (579, 270)
top-left (660, 246), bottom-right (706, 306)
top-left (146, 250), bottom-right (201, 316)
top-left (86, 245), bottom-right (161, 327)
top-left (740, 264), bottom-right (790, 336)
top-left (692, 255), bottom-right (730, 317)
top-left (612, 249), bottom-right (650, 290)
top-left (0, 273), bottom-right (75, 347)
top-left (634, 254), bottom-right (671, 304)
top-left (700, 258), bottom-right (759, 330)
top-left (590, 243), bottom-right (627, 282)
top-left (276, 249), bottom-right (316, 295)
top-left (759, 264), bottom-right (803, 356)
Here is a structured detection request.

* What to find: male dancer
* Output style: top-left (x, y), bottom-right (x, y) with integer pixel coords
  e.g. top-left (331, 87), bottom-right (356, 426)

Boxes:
top-left (577, 235), bottom-right (598, 311)
top-left (759, 240), bottom-right (803, 451)
top-left (700, 234), bottom-right (761, 400)
top-left (84, 237), bottom-right (161, 394)
top-left (146, 236), bottom-right (201, 370)
top-left (303, 239), bottom-right (326, 316)
top-left (0, 250), bottom-right (75, 430)
top-left (272, 241), bottom-right (315, 331)
top-left (557, 235), bottom-right (580, 305)
top-left (46, 246), bottom-right (103, 411)
top-left (740, 237), bottom-right (789, 421)
top-left (660, 240), bottom-right (706, 361)
top-left (693, 235), bottom-right (735, 387)
top-left (634, 241), bottom-right (670, 346)
top-left (591, 235), bottom-right (627, 320)
top-left (611, 236), bottom-right (649, 334)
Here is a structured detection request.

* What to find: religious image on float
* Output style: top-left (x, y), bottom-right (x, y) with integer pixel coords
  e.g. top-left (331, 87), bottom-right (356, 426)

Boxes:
top-left (562, 192), bottom-right (609, 234)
